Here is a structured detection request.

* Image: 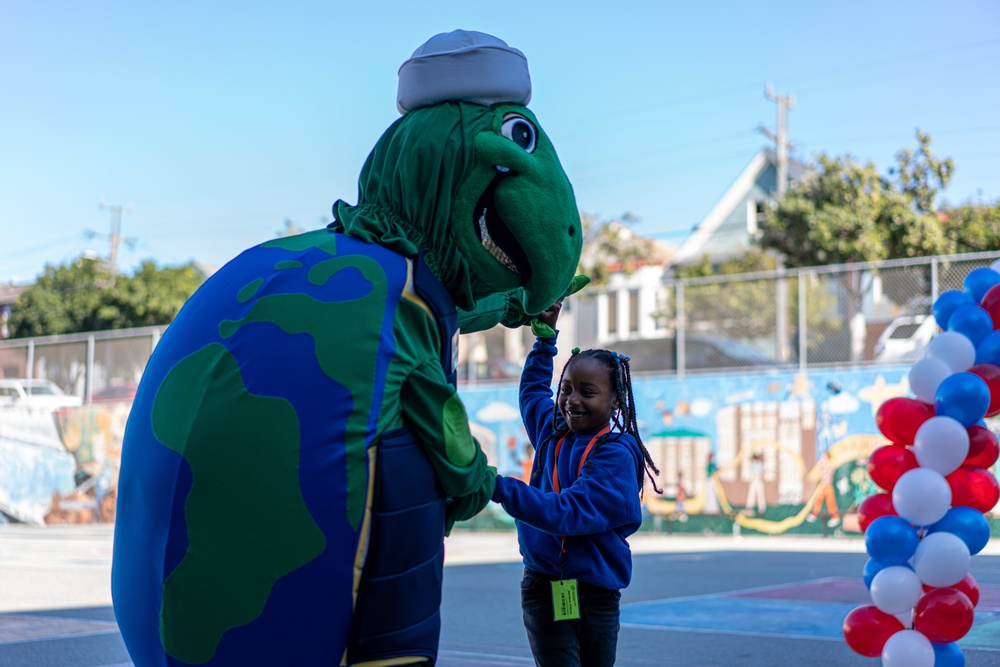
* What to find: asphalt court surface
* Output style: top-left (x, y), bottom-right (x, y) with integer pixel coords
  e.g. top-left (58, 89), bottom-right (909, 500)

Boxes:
top-left (619, 577), bottom-right (1000, 645)
top-left (3, 529), bottom-right (1000, 666)
top-left (437, 546), bottom-right (1000, 666)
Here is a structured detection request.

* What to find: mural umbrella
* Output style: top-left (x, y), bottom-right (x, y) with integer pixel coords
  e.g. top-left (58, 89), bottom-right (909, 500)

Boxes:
top-left (844, 264), bottom-right (1000, 666)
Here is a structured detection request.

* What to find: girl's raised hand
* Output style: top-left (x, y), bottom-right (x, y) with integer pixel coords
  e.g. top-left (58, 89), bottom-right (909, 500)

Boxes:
top-left (530, 301), bottom-right (562, 338)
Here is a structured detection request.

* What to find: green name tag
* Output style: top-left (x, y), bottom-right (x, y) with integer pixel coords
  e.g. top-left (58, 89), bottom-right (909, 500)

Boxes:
top-left (551, 579), bottom-right (580, 621)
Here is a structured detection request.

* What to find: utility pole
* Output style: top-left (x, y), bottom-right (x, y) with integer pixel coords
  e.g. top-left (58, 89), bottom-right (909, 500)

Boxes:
top-left (87, 201), bottom-right (135, 285)
top-left (758, 84), bottom-right (796, 362)
top-left (758, 83), bottom-right (795, 195)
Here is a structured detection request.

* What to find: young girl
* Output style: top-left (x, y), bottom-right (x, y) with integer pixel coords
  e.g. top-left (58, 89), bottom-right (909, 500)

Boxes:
top-left (490, 302), bottom-right (660, 667)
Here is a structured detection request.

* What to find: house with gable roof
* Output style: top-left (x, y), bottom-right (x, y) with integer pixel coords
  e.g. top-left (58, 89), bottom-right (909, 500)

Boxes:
top-left (572, 149), bottom-right (807, 362)
top-left (670, 148), bottom-right (808, 268)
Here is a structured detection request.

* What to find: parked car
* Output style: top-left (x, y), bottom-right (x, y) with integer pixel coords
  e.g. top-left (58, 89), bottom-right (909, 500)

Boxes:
top-left (0, 378), bottom-right (83, 409)
top-left (91, 381), bottom-right (140, 403)
top-left (612, 334), bottom-right (783, 373)
top-left (457, 359), bottom-right (523, 383)
top-left (874, 314), bottom-right (939, 363)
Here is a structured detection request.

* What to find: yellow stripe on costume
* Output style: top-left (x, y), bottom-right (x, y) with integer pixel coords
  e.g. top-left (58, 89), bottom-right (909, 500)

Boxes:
top-left (401, 258), bottom-right (434, 319)
top-left (341, 446), bottom-right (379, 667)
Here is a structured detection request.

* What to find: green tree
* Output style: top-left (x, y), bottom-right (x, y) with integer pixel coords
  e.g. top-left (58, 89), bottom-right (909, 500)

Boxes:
top-left (939, 199), bottom-right (1000, 253)
top-left (10, 257), bottom-right (204, 338)
top-left (759, 131), bottom-right (953, 268)
top-left (757, 130), bottom-right (955, 360)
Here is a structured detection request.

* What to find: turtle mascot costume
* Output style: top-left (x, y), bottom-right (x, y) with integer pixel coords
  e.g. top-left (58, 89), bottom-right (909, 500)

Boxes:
top-left (111, 29), bottom-right (585, 667)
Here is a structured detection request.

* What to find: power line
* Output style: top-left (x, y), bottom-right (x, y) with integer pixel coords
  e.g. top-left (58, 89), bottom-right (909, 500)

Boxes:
top-left (556, 38), bottom-right (1000, 134)
top-left (0, 236), bottom-right (83, 262)
top-left (774, 37), bottom-right (1000, 87)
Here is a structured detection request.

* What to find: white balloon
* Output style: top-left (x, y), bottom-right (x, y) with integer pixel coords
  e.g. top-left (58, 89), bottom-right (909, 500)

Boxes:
top-left (892, 468), bottom-right (952, 526)
top-left (894, 610), bottom-right (912, 629)
top-left (991, 258), bottom-right (1000, 273)
top-left (926, 331), bottom-right (976, 372)
top-left (912, 415), bottom-right (970, 475)
top-left (908, 357), bottom-right (953, 404)
top-left (881, 629), bottom-right (934, 667)
top-left (913, 531), bottom-right (971, 587)
top-left (870, 566), bottom-right (923, 615)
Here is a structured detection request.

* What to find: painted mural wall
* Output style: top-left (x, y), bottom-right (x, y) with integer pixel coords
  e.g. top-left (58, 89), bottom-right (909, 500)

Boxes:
top-left (461, 364), bottom-right (1000, 535)
top-left (3, 364), bottom-right (994, 532)
top-left (0, 403), bottom-right (126, 525)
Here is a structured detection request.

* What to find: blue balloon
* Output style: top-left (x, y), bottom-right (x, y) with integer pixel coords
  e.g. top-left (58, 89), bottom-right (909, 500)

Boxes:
top-left (976, 330), bottom-right (1000, 366)
top-left (948, 304), bottom-right (994, 347)
top-left (964, 267), bottom-right (1000, 303)
top-left (862, 557), bottom-right (888, 589)
top-left (929, 506), bottom-right (991, 555)
top-left (932, 641), bottom-right (966, 667)
top-left (935, 290), bottom-right (976, 329)
top-left (865, 515), bottom-right (918, 565)
top-left (935, 371), bottom-right (991, 426)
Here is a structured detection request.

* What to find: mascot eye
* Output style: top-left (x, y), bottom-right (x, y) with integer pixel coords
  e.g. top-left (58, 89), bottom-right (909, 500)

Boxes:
top-left (501, 114), bottom-right (537, 153)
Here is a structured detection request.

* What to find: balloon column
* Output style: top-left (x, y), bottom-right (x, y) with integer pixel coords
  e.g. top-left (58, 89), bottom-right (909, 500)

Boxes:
top-left (844, 264), bottom-right (1000, 667)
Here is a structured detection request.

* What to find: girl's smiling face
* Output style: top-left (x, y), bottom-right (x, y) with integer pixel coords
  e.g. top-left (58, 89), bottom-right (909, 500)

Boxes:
top-left (558, 356), bottom-right (618, 433)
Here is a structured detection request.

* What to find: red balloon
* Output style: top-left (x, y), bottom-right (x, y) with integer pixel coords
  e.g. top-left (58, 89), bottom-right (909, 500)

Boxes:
top-left (876, 397), bottom-right (934, 445)
top-left (980, 283), bottom-right (1000, 329)
top-left (858, 493), bottom-right (896, 533)
top-left (914, 588), bottom-right (975, 643)
top-left (843, 604), bottom-right (905, 657)
top-left (966, 424), bottom-right (1000, 468)
top-left (968, 364), bottom-right (1000, 417)
top-left (948, 466), bottom-right (1000, 513)
top-left (867, 445), bottom-right (919, 492)
top-left (924, 573), bottom-right (980, 608)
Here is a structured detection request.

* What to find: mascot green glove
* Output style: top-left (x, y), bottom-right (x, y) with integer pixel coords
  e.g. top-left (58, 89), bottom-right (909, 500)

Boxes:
top-left (111, 29), bottom-right (583, 667)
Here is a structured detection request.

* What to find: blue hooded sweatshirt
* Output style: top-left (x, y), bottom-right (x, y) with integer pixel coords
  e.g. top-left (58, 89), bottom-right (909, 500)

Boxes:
top-left (491, 334), bottom-right (644, 590)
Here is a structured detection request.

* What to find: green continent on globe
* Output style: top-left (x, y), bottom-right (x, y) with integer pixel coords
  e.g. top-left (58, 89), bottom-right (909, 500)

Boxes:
top-left (153, 343), bottom-right (326, 664)
top-left (219, 254), bottom-right (389, 529)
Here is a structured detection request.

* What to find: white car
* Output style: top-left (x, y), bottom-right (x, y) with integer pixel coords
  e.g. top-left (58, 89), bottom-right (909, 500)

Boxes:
top-left (0, 378), bottom-right (83, 409)
top-left (874, 314), bottom-right (940, 363)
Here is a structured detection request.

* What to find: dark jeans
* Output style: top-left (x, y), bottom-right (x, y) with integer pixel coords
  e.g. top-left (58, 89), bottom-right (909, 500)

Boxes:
top-left (521, 568), bottom-right (622, 667)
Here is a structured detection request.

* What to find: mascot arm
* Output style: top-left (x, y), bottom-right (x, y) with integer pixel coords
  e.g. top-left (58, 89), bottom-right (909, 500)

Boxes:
top-left (456, 276), bottom-right (591, 335)
top-left (456, 290), bottom-right (530, 333)
top-left (400, 360), bottom-right (496, 527)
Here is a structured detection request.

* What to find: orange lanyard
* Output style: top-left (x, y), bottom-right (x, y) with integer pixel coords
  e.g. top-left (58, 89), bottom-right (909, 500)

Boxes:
top-left (551, 425), bottom-right (611, 493)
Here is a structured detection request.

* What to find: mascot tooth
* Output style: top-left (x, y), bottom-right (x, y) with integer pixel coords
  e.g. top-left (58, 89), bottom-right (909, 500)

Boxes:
top-left (112, 29), bottom-right (583, 667)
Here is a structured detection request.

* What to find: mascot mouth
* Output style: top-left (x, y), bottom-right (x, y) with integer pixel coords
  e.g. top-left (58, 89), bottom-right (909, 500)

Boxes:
top-left (474, 166), bottom-right (533, 285)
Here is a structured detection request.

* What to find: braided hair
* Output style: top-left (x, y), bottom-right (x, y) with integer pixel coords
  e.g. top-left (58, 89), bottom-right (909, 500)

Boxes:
top-left (532, 347), bottom-right (662, 496)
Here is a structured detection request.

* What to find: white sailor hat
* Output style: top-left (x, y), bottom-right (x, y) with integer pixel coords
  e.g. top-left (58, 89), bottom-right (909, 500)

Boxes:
top-left (396, 29), bottom-right (532, 114)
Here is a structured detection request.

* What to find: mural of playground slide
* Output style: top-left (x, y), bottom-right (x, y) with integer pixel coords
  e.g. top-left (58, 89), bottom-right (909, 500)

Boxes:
top-left (0, 402), bottom-right (127, 525)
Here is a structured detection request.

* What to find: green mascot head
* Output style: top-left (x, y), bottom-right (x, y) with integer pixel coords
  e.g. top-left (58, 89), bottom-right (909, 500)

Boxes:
top-left (331, 30), bottom-right (582, 320)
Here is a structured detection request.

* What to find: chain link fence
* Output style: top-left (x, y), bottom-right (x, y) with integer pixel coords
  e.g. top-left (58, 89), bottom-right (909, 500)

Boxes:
top-left (0, 327), bottom-right (161, 401)
top-left (1, 251), bottom-right (999, 394)
top-left (600, 250), bottom-right (1000, 376)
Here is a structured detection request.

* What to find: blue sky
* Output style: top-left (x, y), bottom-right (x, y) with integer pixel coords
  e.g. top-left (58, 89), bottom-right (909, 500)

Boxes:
top-left (2, 1), bottom-right (998, 284)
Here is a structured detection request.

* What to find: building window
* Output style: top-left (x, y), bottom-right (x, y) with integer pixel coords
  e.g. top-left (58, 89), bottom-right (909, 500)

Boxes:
top-left (747, 200), bottom-right (767, 236)
top-left (607, 291), bottom-right (618, 335)
top-left (628, 289), bottom-right (639, 333)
